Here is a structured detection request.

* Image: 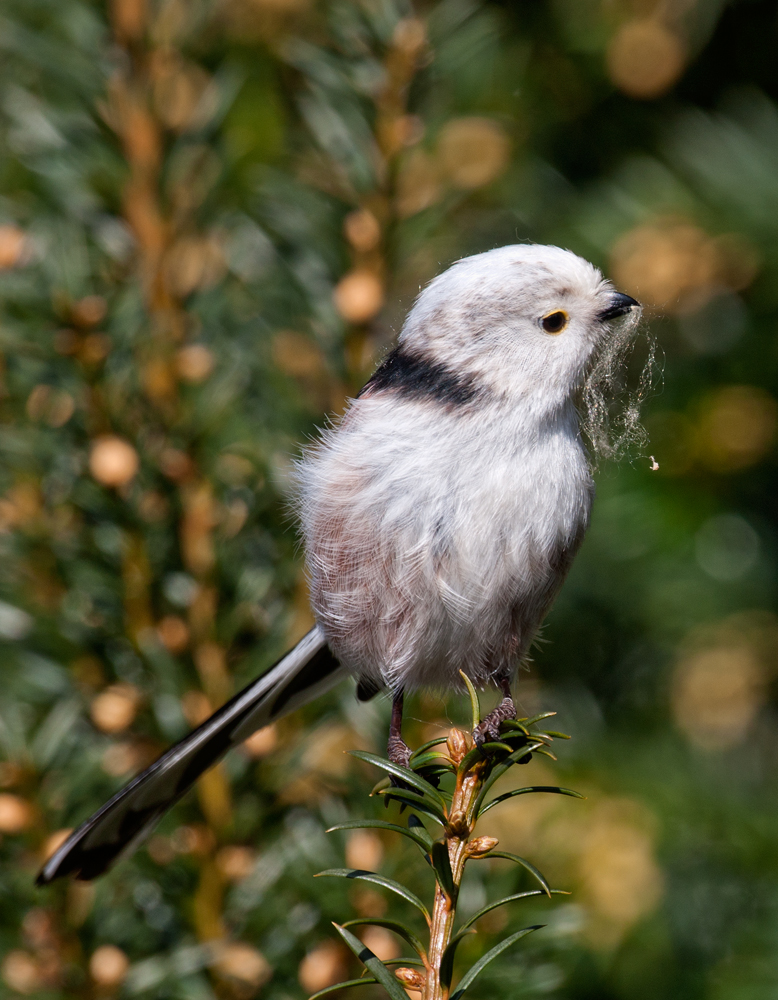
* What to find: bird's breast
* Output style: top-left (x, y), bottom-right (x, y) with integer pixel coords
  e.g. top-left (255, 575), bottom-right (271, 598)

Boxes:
top-left (298, 396), bottom-right (593, 688)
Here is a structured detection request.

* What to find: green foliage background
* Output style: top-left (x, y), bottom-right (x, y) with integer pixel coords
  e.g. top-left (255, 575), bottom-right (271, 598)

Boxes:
top-left (0, 0), bottom-right (777, 997)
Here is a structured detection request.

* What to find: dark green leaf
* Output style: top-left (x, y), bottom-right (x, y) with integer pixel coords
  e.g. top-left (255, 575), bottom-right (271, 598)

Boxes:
top-left (349, 751), bottom-right (447, 811)
top-left (411, 751), bottom-right (455, 772)
top-left (498, 730), bottom-right (532, 744)
top-left (459, 890), bottom-right (570, 931)
top-left (342, 919), bottom-right (427, 960)
top-left (333, 923), bottom-right (412, 1000)
top-left (418, 766), bottom-right (457, 784)
top-left (407, 814), bottom-right (435, 854)
top-left (326, 819), bottom-right (433, 852)
top-left (431, 840), bottom-right (456, 899)
top-left (520, 712), bottom-right (557, 726)
top-left (471, 852), bottom-right (551, 896)
top-left (472, 741), bottom-right (545, 815)
top-left (456, 745), bottom-right (484, 776)
top-left (459, 670), bottom-right (481, 731)
top-left (542, 730), bottom-right (571, 739)
top-left (316, 870), bottom-right (431, 921)
top-left (499, 729), bottom-right (550, 746)
top-left (449, 926), bottom-right (543, 1000)
top-left (479, 786), bottom-right (585, 816)
top-left (410, 736), bottom-right (449, 759)
top-left (478, 741), bottom-right (514, 754)
top-left (533, 747), bottom-right (558, 760)
top-left (500, 720), bottom-right (531, 736)
top-left (440, 928), bottom-right (476, 988)
top-left (308, 978), bottom-right (379, 999)
top-left (378, 786), bottom-right (448, 825)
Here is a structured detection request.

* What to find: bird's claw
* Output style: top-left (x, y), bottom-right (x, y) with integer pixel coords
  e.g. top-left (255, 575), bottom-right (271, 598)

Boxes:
top-left (383, 736), bottom-right (415, 809)
top-left (387, 734), bottom-right (412, 769)
top-left (473, 696), bottom-right (516, 746)
top-left (387, 734), bottom-right (413, 794)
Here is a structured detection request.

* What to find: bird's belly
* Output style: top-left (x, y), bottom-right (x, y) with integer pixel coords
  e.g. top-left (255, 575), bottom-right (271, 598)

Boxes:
top-left (301, 408), bottom-right (591, 692)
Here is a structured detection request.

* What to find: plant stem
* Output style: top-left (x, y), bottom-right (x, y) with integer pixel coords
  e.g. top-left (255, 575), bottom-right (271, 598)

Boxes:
top-left (422, 732), bottom-right (485, 1000)
top-left (328, 721), bottom-right (567, 999)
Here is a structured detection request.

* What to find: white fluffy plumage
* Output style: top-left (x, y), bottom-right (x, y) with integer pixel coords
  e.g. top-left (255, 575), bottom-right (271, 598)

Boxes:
top-left (297, 244), bottom-right (640, 692)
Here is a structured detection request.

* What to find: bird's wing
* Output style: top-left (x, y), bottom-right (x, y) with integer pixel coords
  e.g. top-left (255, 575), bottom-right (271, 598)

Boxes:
top-left (37, 627), bottom-right (344, 884)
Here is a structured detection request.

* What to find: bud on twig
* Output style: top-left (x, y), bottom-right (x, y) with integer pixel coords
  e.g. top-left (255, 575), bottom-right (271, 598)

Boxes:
top-left (446, 809), bottom-right (469, 838)
top-left (446, 729), bottom-right (469, 764)
top-left (395, 967), bottom-right (426, 989)
top-left (466, 836), bottom-right (499, 857)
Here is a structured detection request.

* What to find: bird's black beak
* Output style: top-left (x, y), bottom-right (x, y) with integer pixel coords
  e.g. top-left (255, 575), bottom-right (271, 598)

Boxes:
top-left (598, 292), bottom-right (641, 321)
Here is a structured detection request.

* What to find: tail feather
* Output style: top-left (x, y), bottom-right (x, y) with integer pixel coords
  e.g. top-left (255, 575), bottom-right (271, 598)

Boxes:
top-left (37, 628), bottom-right (343, 884)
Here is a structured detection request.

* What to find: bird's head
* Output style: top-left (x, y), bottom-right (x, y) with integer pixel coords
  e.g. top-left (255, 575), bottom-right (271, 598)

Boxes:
top-left (399, 243), bottom-right (649, 456)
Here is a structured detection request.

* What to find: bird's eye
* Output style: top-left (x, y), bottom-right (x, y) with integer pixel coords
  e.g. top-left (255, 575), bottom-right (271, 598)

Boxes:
top-left (541, 310), bottom-right (569, 334)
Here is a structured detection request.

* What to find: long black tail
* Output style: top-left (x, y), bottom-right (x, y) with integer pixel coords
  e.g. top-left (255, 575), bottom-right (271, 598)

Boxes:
top-left (37, 628), bottom-right (343, 884)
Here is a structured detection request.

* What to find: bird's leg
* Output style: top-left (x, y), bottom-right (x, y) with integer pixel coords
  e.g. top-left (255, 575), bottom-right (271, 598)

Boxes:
top-left (473, 675), bottom-right (516, 745)
top-left (387, 689), bottom-right (411, 769)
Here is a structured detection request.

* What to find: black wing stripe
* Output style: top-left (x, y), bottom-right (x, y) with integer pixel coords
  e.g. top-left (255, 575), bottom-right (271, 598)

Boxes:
top-left (358, 347), bottom-right (481, 406)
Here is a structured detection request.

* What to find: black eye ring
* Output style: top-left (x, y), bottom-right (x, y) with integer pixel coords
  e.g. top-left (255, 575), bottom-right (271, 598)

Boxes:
top-left (541, 310), bottom-right (569, 334)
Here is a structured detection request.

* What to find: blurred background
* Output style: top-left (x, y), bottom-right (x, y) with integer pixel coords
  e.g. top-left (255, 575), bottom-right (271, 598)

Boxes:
top-left (0, 0), bottom-right (777, 997)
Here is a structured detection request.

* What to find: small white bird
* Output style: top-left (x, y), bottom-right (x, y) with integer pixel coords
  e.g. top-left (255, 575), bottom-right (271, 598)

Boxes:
top-left (38, 244), bottom-right (640, 884)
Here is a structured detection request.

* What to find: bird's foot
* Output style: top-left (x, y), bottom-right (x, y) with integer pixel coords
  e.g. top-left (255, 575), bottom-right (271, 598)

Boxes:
top-left (387, 733), bottom-right (412, 770)
top-left (473, 696), bottom-right (516, 746)
top-left (386, 734), bottom-right (414, 803)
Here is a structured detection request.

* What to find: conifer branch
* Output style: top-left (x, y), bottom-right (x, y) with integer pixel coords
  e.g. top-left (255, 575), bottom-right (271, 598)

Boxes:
top-left (320, 704), bottom-right (580, 1000)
